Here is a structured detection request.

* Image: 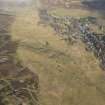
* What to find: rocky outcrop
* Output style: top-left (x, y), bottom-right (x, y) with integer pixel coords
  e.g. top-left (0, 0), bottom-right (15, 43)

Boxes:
top-left (39, 9), bottom-right (105, 70)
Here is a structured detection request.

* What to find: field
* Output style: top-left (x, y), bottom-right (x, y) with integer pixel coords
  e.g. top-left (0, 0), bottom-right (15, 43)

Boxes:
top-left (9, 7), bottom-right (105, 105)
top-left (49, 7), bottom-right (103, 17)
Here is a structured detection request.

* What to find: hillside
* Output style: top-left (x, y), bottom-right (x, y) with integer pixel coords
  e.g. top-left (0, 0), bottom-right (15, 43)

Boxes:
top-left (11, 3), bottom-right (105, 105)
top-left (1, 0), bottom-right (105, 105)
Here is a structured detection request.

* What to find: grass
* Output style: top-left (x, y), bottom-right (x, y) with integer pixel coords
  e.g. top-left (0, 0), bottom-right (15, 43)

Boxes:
top-left (10, 7), bottom-right (105, 105)
top-left (49, 7), bottom-right (104, 18)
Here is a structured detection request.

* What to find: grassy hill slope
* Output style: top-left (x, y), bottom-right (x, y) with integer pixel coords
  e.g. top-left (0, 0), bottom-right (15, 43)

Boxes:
top-left (10, 8), bottom-right (105, 105)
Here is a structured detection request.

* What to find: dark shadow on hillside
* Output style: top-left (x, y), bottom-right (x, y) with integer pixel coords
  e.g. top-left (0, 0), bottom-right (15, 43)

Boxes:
top-left (0, 12), bottom-right (39, 105)
top-left (82, 0), bottom-right (105, 10)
